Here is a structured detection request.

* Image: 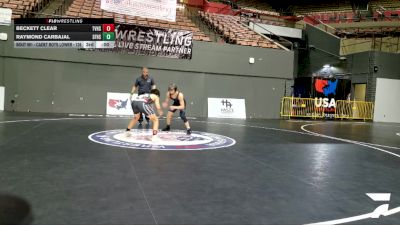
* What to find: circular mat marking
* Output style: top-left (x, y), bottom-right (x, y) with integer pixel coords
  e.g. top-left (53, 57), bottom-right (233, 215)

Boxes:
top-left (88, 129), bottom-right (236, 150)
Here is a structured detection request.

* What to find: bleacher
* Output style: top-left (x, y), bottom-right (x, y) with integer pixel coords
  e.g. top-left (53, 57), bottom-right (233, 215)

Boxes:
top-left (64, 0), bottom-right (211, 41)
top-left (291, 0), bottom-right (354, 24)
top-left (234, 0), bottom-right (279, 16)
top-left (294, 1), bottom-right (353, 15)
top-left (295, 0), bottom-right (400, 25)
top-left (335, 26), bottom-right (400, 37)
top-left (240, 13), bottom-right (287, 27)
top-left (307, 9), bottom-right (400, 24)
top-left (235, 0), bottom-right (274, 12)
top-left (370, 0), bottom-right (400, 10)
top-left (200, 11), bottom-right (280, 49)
top-left (240, 7), bottom-right (279, 17)
top-left (306, 11), bottom-right (355, 23)
top-left (0, 0), bottom-right (42, 19)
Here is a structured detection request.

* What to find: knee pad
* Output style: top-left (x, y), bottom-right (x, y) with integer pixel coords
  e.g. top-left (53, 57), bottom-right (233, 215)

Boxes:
top-left (180, 111), bottom-right (188, 123)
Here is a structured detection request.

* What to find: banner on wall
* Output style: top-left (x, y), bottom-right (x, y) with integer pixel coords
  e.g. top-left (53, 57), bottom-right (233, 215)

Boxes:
top-left (293, 77), bottom-right (351, 119)
top-left (95, 24), bottom-right (193, 59)
top-left (101, 0), bottom-right (177, 22)
top-left (0, 8), bottom-right (12, 26)
top-left (0, 86), bottom-right (4, 111)
top-left (106, 92), bottom-right (136, 115)
top-left (208, 98), bottom-right (246, 119)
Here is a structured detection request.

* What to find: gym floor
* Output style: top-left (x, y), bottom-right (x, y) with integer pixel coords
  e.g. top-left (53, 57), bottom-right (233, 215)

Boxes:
top-left (0, 112), bottom-right (399, 225)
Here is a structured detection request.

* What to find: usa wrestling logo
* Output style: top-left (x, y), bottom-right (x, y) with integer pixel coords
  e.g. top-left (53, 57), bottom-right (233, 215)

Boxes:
top-left (88, 129), bottom-right (236, 150)
top-left (108, 99), bottom-right (129, 110)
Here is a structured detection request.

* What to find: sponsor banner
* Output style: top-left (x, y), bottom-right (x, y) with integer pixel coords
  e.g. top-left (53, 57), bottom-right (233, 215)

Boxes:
top-left (313, 78), bottom-right (351, 119)
top-left (101, 0), bottom-right (177, 22)
top-left (208, 98), bottom-right (246, 119)
top-left (293, 77), bottom-right (351, 119)
top-left (0, 86), bottom-right (4, 111)
top-left (92, 24), bottom-right (193, 59)
top-left (106, 92), bottom-right (136, 115)
top-left (114, 24), bottom-right (192, 59)
top-left (0, 8), bottom-right (12, 26)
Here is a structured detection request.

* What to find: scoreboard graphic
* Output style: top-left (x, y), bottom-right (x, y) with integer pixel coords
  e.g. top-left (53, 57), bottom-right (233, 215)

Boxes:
top-left (13, 18), bottom-right (115, 48)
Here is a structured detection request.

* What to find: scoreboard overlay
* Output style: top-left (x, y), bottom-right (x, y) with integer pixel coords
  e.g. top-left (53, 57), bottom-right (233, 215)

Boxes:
top-left (14, 18), bottom-right (115, 49)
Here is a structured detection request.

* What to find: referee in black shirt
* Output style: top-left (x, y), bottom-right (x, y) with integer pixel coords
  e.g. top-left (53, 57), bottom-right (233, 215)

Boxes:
top-left (130, 67), bottom-right (156, 125)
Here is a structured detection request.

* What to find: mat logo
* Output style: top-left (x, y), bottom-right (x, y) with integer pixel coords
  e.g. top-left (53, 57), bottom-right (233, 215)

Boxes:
top-left (88, 129), bottom-right (236, 150)
top-left (222, 99), bottom-right (232, 108)
top-left (108, 99), bottom-right (129, 110)
top-left (306, 193), bottom-right (400, 225)
top-left (221, 99), bottom-right (233, 113)
top-left (315, 79), bottom-right (338, 96)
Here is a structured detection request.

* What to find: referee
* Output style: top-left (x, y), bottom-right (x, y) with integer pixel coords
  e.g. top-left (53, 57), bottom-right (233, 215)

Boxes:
top-left (130, 67), bottom-right (156, 126)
